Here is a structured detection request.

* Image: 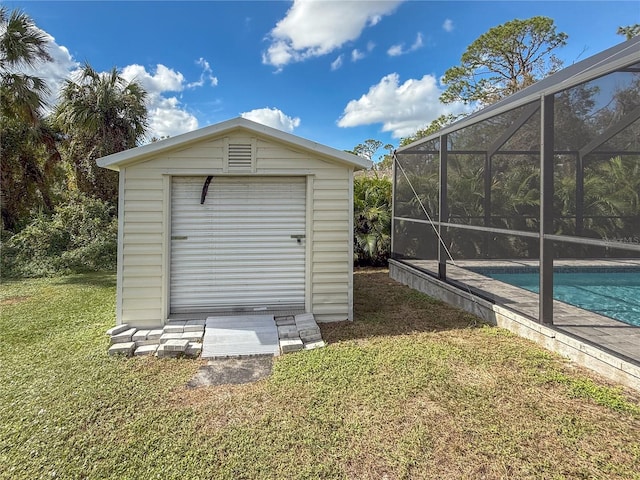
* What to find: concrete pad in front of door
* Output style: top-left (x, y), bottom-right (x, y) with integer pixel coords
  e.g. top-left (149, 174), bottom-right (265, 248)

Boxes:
top-left (202, 315), bottom-right (279, 358)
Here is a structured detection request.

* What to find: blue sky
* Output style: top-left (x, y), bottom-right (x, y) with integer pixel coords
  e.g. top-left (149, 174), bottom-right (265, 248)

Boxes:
top-left (6, 0), bottom-right (640, 158)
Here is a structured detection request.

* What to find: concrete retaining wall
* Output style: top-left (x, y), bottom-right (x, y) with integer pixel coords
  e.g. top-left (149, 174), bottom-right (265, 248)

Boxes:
top-left (389, 259), bottom-right (640, 393)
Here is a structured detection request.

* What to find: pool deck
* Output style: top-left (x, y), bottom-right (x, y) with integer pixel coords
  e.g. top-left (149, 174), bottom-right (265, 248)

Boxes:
top-left (401, 259), bottom-right (640, 367)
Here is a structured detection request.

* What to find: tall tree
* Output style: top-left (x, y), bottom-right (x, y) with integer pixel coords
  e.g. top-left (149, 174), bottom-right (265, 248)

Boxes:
top-left (0, 6), bottom-right (51, 121)
top-left (440, 16), bottom-right (567, 106)
top-left (617, 24), bottom-right (640, 40)
top-left (55, 63), bottom-right (148, 202)
top-left (400, 113), bottom-right (462, 147)
top-left (375, 143), bottom-right (395, 172)
top-left (349, 139), bottom-right (383, 163)
top-left (0, 7), bottom-right (60, 231)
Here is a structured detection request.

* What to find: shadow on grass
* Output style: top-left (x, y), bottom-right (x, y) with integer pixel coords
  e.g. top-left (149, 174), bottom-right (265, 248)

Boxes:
top-left (53, 271), bottom-right (116, 288)
top-left (321, 268), bottom-right (485, 344)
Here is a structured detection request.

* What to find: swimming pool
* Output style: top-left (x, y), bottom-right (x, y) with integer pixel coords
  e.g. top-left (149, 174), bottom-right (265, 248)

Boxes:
top-left (473, 268), bottom-right (640, 327)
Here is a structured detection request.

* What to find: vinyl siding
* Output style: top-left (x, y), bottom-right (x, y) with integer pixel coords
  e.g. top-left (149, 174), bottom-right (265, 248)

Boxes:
top-left (311, 172), bottom-right (351, 322)
top-left (256, 138), bottom-right (351, 323)
top-left (118, 132), bottom-right (353, 327)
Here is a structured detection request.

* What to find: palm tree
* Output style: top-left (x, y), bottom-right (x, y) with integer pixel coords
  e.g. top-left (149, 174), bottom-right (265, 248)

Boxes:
top-left (583, 155), bottom-right (640, 240)
top-left (0, 7), bottom-right (60, 231)
top-left (55, 63), bottom-right (148, 202)
top-left (354, 175), bottom-right (392, 265)
top-left (0, 6), bottom-right (52, 122)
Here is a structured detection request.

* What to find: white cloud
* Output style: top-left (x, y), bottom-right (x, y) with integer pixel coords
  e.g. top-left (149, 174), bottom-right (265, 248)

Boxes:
top-left (121, 64), bottom-right (198, 138)
top-left (411, 33), bottom-right (424, 50)
top-left (443, 19), bottom-right (454, 32)
top-left (331, 55), bottom-right (344, 71)
top-left (387, 44), bottom-right (404, 57)
top-left (14, 25), bottom-right (208, 140)
top-left (187, 57), bottom-right (218, 88)
top-left (337, 73), bottom-right (469, 138)
top-left (15, 31), bottom-right (80, 112)
top-left (262, 0), bottom-right (404, 68)
top-left (351, 49), bottom-right (366, 62)
top-left (263, 41), bottom-right (295, 70)
top-left (240, 107), bottom-right (301, 133)
top-left (351, 40), bottom-right (376, 62)
top-left (387, 32), bottom-right (424, 57)
top-left (121, 63), bottom-right (185, 93)
top-left (148, 96), bottom-right (199, 138)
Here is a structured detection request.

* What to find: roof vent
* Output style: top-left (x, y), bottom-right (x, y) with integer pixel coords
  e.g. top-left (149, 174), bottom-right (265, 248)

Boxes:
top-left (228, 143), bottom-right (253, 171)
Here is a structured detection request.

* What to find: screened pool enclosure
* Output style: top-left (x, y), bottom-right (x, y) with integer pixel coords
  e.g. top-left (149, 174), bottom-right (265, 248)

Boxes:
top-left (392, 37), bottom-right (640, 329)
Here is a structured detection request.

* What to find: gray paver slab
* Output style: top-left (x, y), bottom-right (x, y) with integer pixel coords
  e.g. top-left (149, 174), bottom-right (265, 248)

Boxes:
top-left (275, 316), bottom-right (296, 326)
top-left (108, 342), bottom-right (135, 356)
top-left (183, 321), bottom-right (205, 332)
top-left (300, 332), bottom-right (323, 342)
top-left (156, 344), bottom-right (181, 358)
top-left (134, 344), bottom-right (158, 356)
top-left (616, 346), bottom-right (640, 359)
top-left (110, 328), bottom-right (137, 344)
top-left (147, 329), bottom-right (164, 340)
top-left (160, 332), bottom-right (183, 344)
top-left (185, 342), bottom-right (203, 357)
top-left (163, 324), bottom-right (184, 334)
top-left (303, 340), bottom-right (326, 350)
top-left (132, 330), bottom-right (150, 342)
top-left (295, 319), bottom-right (319, 327)
top-left (164, 339), bottom-right (190, 352)
top-left (280, 338), bottom-right (303, 353)
top-left (298, 319), bottom-right (318, 327)
top-left (277, 325), bottom-right (299, 339)
top-left (298, 327), bottom-right (320, 338)
top-left (106, 324), bottom-right (130, 336)
top-left (182, 331), bottom-right (204, 342)
top-left (295, 313), bottom-right (315, 323)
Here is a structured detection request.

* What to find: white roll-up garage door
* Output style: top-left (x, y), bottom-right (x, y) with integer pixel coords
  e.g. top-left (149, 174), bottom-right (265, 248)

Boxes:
top-left (170, 176), bottom-right (306, 314)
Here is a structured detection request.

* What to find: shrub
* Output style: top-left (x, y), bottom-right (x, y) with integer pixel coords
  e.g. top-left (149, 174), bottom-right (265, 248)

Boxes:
top-left (354, 175), bottom-right (392, 266)
top-left (1, 194), bottom-right (117, 277)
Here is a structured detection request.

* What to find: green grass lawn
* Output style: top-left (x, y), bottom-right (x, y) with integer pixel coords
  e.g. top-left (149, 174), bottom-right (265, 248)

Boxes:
top-left (1, 269), bottom-right (639, 479)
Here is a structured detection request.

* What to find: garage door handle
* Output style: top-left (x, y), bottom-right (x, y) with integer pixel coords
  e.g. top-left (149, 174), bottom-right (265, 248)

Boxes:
top-left (290, 235), bottom-right (305, 239)
top-left (171, 236), bottom-right (188, 240)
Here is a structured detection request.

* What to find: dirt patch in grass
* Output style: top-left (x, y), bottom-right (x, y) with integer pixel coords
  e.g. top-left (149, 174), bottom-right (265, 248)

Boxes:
top-left (187, 356), bottom-right (274, 388)
top-left (0, 295), bottom-right (29, 306)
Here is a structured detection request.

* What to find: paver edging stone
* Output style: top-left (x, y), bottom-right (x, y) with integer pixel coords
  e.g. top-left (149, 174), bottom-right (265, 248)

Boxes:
top-left (107, 314), bottom-right (326, 358)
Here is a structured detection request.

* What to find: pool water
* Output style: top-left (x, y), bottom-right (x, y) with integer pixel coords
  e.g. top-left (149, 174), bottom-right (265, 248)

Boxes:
top-left (485, 271), bottom-right (640, 327)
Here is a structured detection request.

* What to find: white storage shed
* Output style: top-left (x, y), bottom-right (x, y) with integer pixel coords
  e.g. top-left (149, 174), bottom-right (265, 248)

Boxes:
top-left (97, 117), bottom-right (371, 328)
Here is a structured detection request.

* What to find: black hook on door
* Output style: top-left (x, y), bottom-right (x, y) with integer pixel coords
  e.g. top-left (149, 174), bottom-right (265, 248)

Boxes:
top-left (200, 176), bottom-right (213, 204)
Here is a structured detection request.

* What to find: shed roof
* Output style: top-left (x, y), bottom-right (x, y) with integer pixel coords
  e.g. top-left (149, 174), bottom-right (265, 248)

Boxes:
top-left (97, 117), bottom-right (372, 171)
top-left (399, 35), bottom-right (640, 152)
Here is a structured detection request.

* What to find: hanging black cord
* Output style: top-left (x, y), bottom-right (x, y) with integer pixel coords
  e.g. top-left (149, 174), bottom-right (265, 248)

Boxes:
top-left (200, 176), bottom-right (213, 204)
